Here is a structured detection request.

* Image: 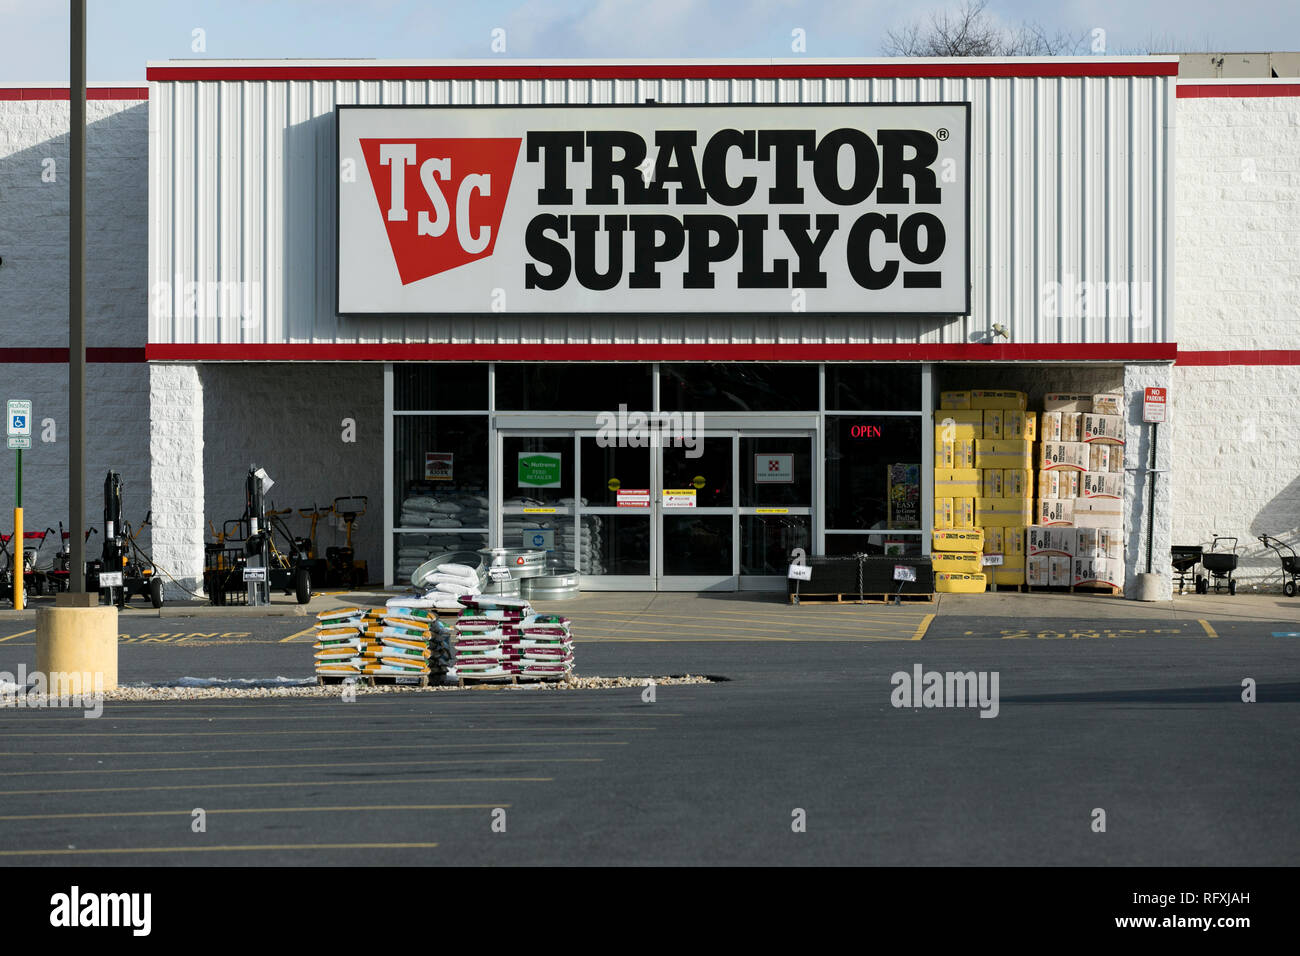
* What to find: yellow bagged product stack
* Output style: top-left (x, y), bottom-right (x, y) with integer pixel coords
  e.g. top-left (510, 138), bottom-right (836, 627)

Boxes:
top-left (313, 607), bottom-right (366, 678)
top-left (935, 572), bottom-right (987, 594)
top-left (933, 528), bottom-right (984, 553)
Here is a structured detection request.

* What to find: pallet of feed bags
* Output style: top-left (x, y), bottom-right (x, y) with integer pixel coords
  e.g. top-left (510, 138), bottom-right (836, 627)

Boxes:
top-left (448, 595), bottom-right (575, 683)
top-left (313, 605), bottom-right (454, 684)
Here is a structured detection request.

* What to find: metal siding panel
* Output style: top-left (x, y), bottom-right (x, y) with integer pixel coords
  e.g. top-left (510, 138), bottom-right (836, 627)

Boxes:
top-left (151, 69), bottom-right (1169, 349)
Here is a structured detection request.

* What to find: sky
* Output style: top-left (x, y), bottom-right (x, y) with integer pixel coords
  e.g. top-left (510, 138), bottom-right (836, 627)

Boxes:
top-left (1, 0), bottom-right (1297, 82)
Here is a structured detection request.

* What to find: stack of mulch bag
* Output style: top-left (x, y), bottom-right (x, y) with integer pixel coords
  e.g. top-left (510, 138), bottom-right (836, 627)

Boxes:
top-left (313, 605), bottom-right (454, 681)
top-left (313, 607), bottom-right (366, 678)
top-left (448, 595), bottom-right (575, 681)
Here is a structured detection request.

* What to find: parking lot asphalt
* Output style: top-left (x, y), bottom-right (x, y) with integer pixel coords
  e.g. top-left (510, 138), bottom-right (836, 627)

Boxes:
top-left (2, 594), bottom-right (1298, 866)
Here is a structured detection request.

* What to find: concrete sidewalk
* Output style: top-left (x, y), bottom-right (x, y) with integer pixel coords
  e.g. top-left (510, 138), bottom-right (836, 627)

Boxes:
top-left (2, 584), bottom-right (1296, 625)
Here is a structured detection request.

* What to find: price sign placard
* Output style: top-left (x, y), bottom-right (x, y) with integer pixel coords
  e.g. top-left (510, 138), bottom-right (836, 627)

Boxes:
top-left (488, 567), bottom-right (513, 583)
top-left (982, 554), bottom-right (1004, 566)
top-left (787, 564), bottom-right (812, 582)
top-left (893, 565), bottom-right (917, 582)
top-left (242, 567), bottom-right (268, 582)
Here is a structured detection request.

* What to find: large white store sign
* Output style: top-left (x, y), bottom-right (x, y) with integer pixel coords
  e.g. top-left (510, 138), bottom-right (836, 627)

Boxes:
top-left (337, 103), bottom-right (970, 315)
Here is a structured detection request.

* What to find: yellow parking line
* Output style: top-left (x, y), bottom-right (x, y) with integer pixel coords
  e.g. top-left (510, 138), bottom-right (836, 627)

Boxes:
top-left (0, 804), bottom-right (508, 822)
top-left (279, 625), bottom-right (319, 643)
top-left (579, 609), bottom-right (926, 630)
top-left (573, 622), bottom-right (911, 641)
top-left (0, 776), bottom-right (552, 797)
top-left (0, 629), bottom-right (35, 643)
top-left (1198, 619), bottom-right (1219, 638)
top-left (913, 613), bottom-right (935, 640)
top-left (0, 842), bottom-right (440, 857)
top-left (8, 757), bottom-right (601, 777)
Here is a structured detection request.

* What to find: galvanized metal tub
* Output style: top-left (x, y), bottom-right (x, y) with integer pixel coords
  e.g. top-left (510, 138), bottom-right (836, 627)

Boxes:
top-left (410, 551), bottom-right (486, 589)
top-left (478, 548), bottom-right (548, 580)
top-left (521, 566), bottom-right (581, 601)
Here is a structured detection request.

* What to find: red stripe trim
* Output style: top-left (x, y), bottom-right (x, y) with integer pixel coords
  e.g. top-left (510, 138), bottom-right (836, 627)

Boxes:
top-left (0, 348), bottom-right (146, 363)
top-left (1177, 83), bottom-right (1300, 99)
top-left (145, 61), bottom-right (1177, 83)
top-left (1175, 350), bottom-right (1300, 366)
top-left (0, 87), bottom-right (148, 101)
top-left (145, 343), bottom-right (1179, 363)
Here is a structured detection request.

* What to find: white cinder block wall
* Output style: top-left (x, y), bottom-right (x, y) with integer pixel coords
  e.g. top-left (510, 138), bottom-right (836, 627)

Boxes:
top-left (0, 94), bottom-right (150, 572)
top-left (1174, 90), bottom-right (1300, 588)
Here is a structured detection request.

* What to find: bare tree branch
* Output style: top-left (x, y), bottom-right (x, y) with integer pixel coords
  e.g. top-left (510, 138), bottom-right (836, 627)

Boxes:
top-left (883, 0), bottom-right (1086, 57)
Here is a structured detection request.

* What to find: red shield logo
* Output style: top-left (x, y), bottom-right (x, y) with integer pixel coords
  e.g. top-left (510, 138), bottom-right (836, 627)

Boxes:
top-left (360, 137), bottom-right (521, 285)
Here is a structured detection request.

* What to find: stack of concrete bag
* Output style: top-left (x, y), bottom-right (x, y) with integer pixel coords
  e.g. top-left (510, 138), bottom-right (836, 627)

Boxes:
top-left (1031, 392), bottom-right (1126, 589)
top-left (930, 528), bottom-right (987, 593)
top-left (448, 595), bottom-right (575, 680)
top-left (935, 389), bottom-right (1034, 590)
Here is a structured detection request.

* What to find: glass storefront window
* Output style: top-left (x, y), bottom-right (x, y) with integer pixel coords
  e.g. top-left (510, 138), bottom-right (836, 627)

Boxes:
top-left (823, 534), bottom-right (921, 557)
top-left (580, 437), bottom-right (651, 506)
top-left (741, 515), bottom-right (810, 574)
top-left (825, 364), bottom-right (920, 410)
top-left (663, 514), bottom-right (733, 575)
top-left (662, 437), bottom-right (732, 507)
top-left (739, 436), bottom-right (812, 507)
top-left (825, 415), bottom-right (923, 530)
top-left (495, 363), bottom-right (651, 411)
top-left (394, 416), bottom-right (489, 528)
top-left (660, 363), bottom-right (817, 412)
top-left (590, 514), bottom-right (651, 576)
top-left (503, 436), bottom-right (575, 505)
top-left (394, 364), bottom-right (488, 410)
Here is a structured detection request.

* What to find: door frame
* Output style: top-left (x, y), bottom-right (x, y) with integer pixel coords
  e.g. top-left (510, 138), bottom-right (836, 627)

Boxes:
top-left (496, 421), bottom-right (818, 592)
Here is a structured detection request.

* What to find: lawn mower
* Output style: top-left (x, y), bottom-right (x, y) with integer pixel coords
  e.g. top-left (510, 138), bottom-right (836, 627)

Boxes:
top-left (0, 531), bottom-right (37, 606)
top-left (325, 495), bottom-right (368, 588)
top-left (50, 522), bottom-right (98, 593)
top-left (90, 471), bottom-right (164, 608)
top-left (1258, 534), bottom-right (1300, 597)
top-left (1197, 535), bottom-right (1239, 595)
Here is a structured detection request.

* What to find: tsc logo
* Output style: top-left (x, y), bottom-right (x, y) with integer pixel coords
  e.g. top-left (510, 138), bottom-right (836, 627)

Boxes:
top-left (360, 138), bottom-right (520, 285)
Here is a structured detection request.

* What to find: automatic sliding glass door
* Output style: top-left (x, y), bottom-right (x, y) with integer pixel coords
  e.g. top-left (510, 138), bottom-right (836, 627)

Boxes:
top-left (658, 431), bottom-right (736, 590)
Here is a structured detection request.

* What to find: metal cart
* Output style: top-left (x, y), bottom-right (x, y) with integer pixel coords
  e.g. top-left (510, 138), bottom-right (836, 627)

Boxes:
top-left (1199, 536), bottom-right (1239, 595)
top-left (1257, 534), bottom-right (1299, 597)
top-left (1171, 545), bottom-right (1203, 595)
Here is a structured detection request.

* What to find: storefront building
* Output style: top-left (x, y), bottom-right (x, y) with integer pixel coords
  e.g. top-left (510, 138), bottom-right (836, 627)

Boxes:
top-left (3, 59), bottom-right (1298, 599)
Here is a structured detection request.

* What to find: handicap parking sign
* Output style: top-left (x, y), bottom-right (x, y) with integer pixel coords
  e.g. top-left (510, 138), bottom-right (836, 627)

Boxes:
top-left (6, 400), bottom-right (32, 437)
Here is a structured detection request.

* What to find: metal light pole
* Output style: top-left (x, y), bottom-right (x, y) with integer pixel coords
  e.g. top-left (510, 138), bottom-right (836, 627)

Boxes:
top-left (67, 0), bottom-right (88, 597)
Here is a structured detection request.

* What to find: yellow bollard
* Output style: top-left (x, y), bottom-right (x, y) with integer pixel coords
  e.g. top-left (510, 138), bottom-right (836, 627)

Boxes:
top-left (36, 604), bottom-right (118, 692)
top-left (12, 506), bottom-right (21, 611)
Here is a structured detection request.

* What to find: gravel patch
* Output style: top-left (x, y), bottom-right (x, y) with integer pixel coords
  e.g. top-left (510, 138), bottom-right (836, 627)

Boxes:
top-left (1, 674), bottom-right (715, 705)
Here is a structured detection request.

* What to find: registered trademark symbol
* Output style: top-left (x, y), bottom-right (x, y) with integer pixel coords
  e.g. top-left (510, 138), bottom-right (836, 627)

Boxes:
top-left (936, 128), bottom-right (949, 141)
